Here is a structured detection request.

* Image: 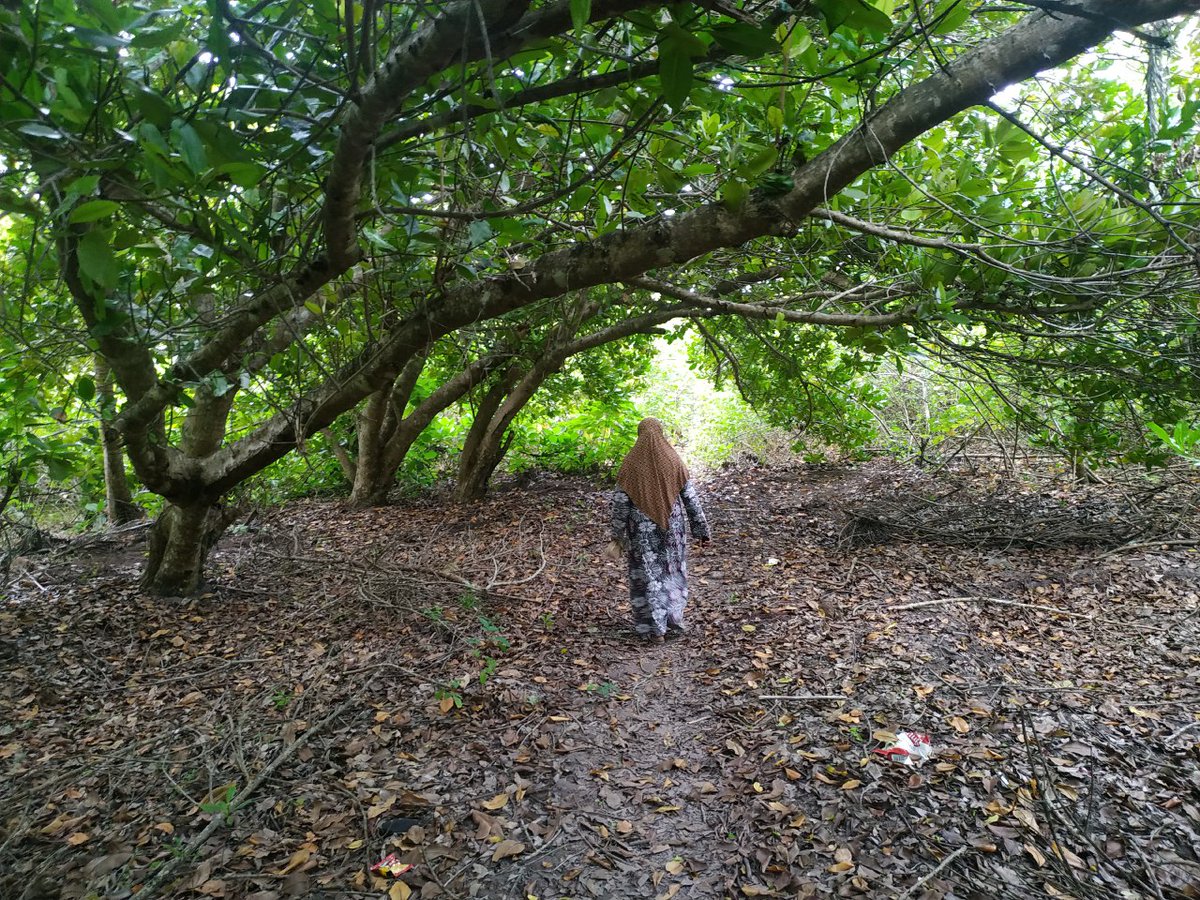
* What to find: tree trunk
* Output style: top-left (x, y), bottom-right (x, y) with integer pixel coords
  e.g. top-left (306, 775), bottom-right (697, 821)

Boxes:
top-left (141, 501), bottom-right (227, 595)
top-left (95, 357), bottom-right (141, 525)
top-left (348, 387), bottom-right (390, 507)
top-left (140, 386), bottom-right (238, 594)
top-left (455, 365), bottom-right (525, 502)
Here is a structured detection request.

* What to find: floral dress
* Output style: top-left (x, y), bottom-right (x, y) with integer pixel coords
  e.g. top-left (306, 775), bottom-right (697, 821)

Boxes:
top-left (611, 481), bottom-right (710, 638)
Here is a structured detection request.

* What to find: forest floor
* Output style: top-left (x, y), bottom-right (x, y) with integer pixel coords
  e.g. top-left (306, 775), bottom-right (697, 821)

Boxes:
top-left (3, 460), bottom-right (1200, 900)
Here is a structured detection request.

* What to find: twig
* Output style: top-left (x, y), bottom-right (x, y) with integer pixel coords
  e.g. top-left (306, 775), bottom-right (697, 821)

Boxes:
top-left (131, 697), bottom-right (357, 898)
top-left (758, 694), bottom-right (845, 702)
top-left (1096, 537), bottom-right (1200, 558)
top-left (1166, 720), bottom-right (1200, 743)
top-left (889, 595), bottom-right (1159, 631)
top-left (898, 844), bottom-right (970, 899)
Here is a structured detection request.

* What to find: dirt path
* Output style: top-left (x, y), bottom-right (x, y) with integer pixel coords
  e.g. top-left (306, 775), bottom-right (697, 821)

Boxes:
top-left (3, 462), bottom-right (1200, 899)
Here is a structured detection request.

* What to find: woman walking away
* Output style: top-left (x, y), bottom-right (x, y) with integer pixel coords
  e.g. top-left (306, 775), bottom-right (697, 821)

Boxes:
top-left (611, 418), bottom-right (711, 643)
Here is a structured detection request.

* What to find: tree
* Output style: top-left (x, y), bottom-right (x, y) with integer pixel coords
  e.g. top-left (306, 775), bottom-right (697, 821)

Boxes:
top-left (1, 0), bottom-right (1198, 593)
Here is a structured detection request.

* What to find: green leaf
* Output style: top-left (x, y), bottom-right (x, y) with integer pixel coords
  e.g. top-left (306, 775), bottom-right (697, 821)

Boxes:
top-left (215, 162), bottom-right (266, 188)
top-left (136, 90), bottom-right (175, 127)
top-left (932, 0), bottom-right (970, 35)
top-left (711, 22), bottom-right (779, 57)
top-left (570, 0), bottom-right (591, 33)
top-left (16, 122), bottom-right (65, 140)
top-left (736, 144), bottom-right (778, 179)
top-left (81, 0), bottom-right (122, 33)
top-left (659, 44), bottom-right (694, 110)
top-left (468, 220), bottom-right (494, 246)
top-left (77, 231), bottom-right (119, 290)
top-left (721, 178), bottom-right (749, 211)
top-left (66, 175), bottom-right (101, 197)
top-left (46, 456), bottom-right (74, 482)
top-left (130, 21), bottom-right (187, 48)
top-left (767, 105), bottom-right (784, 134)
top-left (663, 22), bottom-right (708, 58)
top-left (72, 28), bottom-right (128, 49)
top-left (69, 200), bottom-right (120, 224)
top-left (76, 376), bottom-right (96, 403)
top-left (813, 0), bottom-right (891, 35)
top-left (172, 122), bottom-right (209, 174)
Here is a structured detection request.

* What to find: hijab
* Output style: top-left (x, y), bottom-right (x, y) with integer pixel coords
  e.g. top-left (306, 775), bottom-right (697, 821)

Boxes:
top-left (616, 418), bottom-right (689, 530)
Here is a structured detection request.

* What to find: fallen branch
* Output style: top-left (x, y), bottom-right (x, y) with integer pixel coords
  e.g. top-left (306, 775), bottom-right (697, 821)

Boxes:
top-left (898, 844), bottom-right (971, 899)
top-left (889, 595), bottom-right (1159, 631)
top-left (891, 596), bottom-right (1095, 619)
top-left (758, 694), bottom-right (845, 702)
top-left (131, 696), bottom-right (357, 898)
top-left (1096, 537), bottom-right (1200, 558)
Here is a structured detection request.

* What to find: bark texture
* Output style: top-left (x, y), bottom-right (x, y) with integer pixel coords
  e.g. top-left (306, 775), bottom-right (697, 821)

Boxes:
top-left (95, 357), bottom-right (140, 525)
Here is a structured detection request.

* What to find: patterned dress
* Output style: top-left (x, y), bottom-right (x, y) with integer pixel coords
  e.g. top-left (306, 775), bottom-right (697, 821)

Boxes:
top-left (611, 481), bottom-right (711, 638)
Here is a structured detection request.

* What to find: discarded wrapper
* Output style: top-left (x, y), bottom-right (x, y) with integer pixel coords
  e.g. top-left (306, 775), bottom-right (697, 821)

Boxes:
top-left (370, 852), bottom-right (414, 878)
top-left (872, 730), bottom-right (933, 767)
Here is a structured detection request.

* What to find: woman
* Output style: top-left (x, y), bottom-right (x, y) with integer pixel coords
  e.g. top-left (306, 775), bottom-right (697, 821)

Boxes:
top-left (611, 418), bottom-right (710, 643)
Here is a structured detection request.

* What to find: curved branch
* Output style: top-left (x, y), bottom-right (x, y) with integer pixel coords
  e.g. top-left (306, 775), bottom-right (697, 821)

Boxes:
top-left (629, 276), bottom-right (919, 327)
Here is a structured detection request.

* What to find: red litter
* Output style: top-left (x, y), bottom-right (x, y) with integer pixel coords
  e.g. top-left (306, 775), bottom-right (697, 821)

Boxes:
top-left (872, 730), bottom-right (933, 767)
top-left (370, 852), bottom-right (414, 877)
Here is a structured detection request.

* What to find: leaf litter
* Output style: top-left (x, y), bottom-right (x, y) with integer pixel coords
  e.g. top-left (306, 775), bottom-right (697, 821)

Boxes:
top-left (1, 460), bottom-right (1199, 898)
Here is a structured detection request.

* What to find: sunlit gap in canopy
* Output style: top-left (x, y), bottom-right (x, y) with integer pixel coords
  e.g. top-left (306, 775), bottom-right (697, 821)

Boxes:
top-left (990, 19), bottom-right (1198, 107)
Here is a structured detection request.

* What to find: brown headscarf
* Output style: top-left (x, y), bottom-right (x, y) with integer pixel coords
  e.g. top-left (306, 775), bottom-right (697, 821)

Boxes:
top-left (616, 418), bottom-right (689, 530)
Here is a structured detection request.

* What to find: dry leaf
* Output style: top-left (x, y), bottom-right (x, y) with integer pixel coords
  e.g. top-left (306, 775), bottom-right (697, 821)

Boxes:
top-left (616, 820), bottom-right (633, 834)
top-left (828, 860), bottom-right (854, 874)
top-left (389, 883), bottom-right (412, 900)
top-left (491, 839), bottom-right (525, 862)
top-left (275, 847), bottom-right (310, 875)
top-left (949, 716), bottom-right (970, 733)
top-left (1024, 842), bottom-right (1047, 867)
top-left (481, 793), bottom-right (509, 811)
top-left (841, 779), bottom-right (862, 790)
top-left (665, 858), bottom-right (684, 875)
top-left (1014, 808), bottom-right (1042, 835)
top-left (66, 832), bottom-right (90, 846)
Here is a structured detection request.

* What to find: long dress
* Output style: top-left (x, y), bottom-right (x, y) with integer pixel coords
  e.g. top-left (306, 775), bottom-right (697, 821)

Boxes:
top-left (611, 480), bottom-right (710, 638)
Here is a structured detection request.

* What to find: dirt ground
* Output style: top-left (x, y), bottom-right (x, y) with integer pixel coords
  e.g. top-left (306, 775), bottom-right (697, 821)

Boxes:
top-left (2, 461), bottom-right (1199, 900)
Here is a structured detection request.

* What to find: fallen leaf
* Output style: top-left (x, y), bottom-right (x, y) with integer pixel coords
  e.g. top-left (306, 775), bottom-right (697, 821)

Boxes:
top-left (275, 848), bottom-right (310, 875)
top-left (949, 716), bottom-right (970, 733)
top-left (491, 839), bottom-right (526, 862)
top-left (1014, 808), bottom-right (1042, 835)
top-left (1025, 842), bottom-right (1047, 867)
top-left (665, 858), bottom-right (684, 875)
top-left (66, 832), bottom-right (90, 846)
top-left (841, 779), bottom-right (862, 790)
top-left (389, 883), bottom-right (412, 900)
top-left (481, 793), bottom-right (509, 811)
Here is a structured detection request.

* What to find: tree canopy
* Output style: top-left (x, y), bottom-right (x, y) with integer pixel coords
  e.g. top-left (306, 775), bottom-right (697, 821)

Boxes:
top-left (1, 0), bottom-right (1199, 592)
